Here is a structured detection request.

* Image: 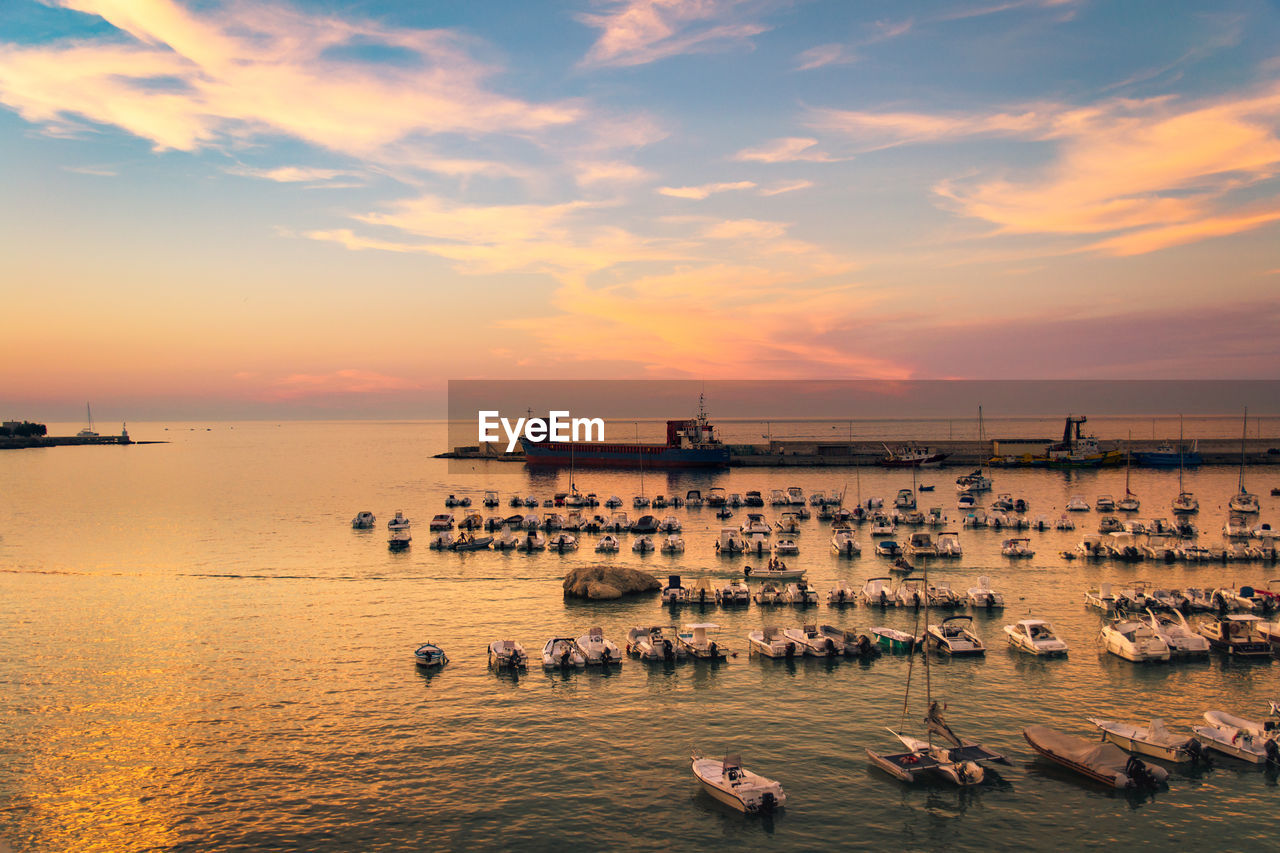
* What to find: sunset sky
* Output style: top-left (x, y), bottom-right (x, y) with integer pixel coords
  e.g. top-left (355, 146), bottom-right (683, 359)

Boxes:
top-left (2, 0), bottom-right (1279, 419)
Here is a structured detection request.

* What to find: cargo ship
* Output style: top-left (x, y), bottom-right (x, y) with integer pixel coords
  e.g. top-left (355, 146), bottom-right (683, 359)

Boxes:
top-left (521, 398), bottom-right (730, 469)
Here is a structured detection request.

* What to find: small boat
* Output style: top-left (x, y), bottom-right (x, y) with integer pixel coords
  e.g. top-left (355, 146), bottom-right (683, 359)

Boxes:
top-left (631, 514), bottom-right (659, 534)
top-left (906, 532), bottom-right (937, 559)
top-left (772, 538), bottom-right (799, 556)
top-left (660, 534), bottom-right (685, 553)
top-left (1172, 492), bottom-right (1199, 514)
top-left (957, 493), bottom-right (977, 511)
top-left (516, 530), bottom-right (547, 551)
top-left (428, 513), bottom-right (454, 531)
top-left (1004, 619), bottom-right (1068, 656)
top-left (875, 539), bottom-right (902, 558)
top-left (1143, 609), bottom-right (1210, 657)
top-left (604, 495), bottom-right (623, 508)
top-left (1054, 514), bottom-right (1075, 531)
top-left (661, 575), bottom-right (687, 605)
top-left (678, 623), bottom-right (727, 660)
top-left (752, 581), bottom-right (783, 605)
top-left (894, 488), bottom-right (917, 510)
top-left (831, 530), bottom-right (862, 556)
top-left (685, 490), bottom-right (704, 507)
top-left (715, 527), bottom-right (747, 554)
top-left (575, 627), bottom-right (623, 666)
top-left (1193, 711), bottom-right (1280, 764)
top-left (894, 578), bottom-right (927, 608)
top-left (1196, 614), bottom-right (1272, 657)
top-left (740, 513), bottom-right (772, 536)
top-left (458, 512), bottom-right (484, 531)
top-left (858, 577), bottom-right (894, 607)
top-left (542, 637), bottom-right (586, 669)
top-left (449, 533), bottom-right (493, 551)
top-left (926, 616), bottom-right (985, 656)
top-left (748, 627), bottom-right (800, 658)
top-left (691, 754), bottom-right (786, 813)
top-left (413, 642), bottom-right (448, 667)
top-left (742, 563), bottom-right (805, 581)
top-left (444, 494), bottom-right (468, 508)
top-left (872, 627), bottom-right (916, 653)
top-left (488, 639), bottom-right (528, 669)
top-left (717, 578), bottom-right (751, 604)
top-left (483, 491), bottom-right (500, 507)
top-left (351, 511), bottom-right (376, 529)
top-left (879, 443), bottom-right (948, 467)
top-left (870, 514), bottom-right (896, 536)
top-left (1065, 495), bottom-right (1090, 512)
top-left (631, 535), bottom-right (655, 553)
top-left (1023, 725), bottom-right (1168, 789)
top-left (783, 624), bottom-right (840, 657)
top-left (1087, 717), bottom-right (1204, 763)
top-left (967, 576), bottom-right (1005, 610)
top-left (934, 531), bottom-right (962, 558)
top-left (388, 530), bottom-right (412, 550)
top-left (1084, 583), bottom-right (1119, 613)
top-left (388, 511), bottom-right (412, 530)
top-left (595, 534), bottom-right (620, 553)
top-left (627, 626), bottom-right (686, 662)
top-left (780, 582), bottom-right (819, 606)
top-left (546, 532), bottom-right (577, 551)
top-left (817, 625), bottom-right (879, 657)
top-left (687, 577), bottom-right (718, 606)
top-left (523, 496), bottom-right (538, 508)
top-left (1095, 494), bottom-right (1116, 512)
top-left (492, 526), bottom-right (520, 550)
top-left (1001, 537), bottom-right (1034, 558)
top-left (1101, 620), bottom-right (1171, 662)
top-left (828, 581), bottom-right (858, 606)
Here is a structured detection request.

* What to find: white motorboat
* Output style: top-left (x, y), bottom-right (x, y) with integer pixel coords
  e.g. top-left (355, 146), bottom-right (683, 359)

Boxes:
top-left (351, 511), bottom-right (376, 529)
top-left (1065, 495), bottom-right (1090, 512)
top-left (869, 514), bottom-right (896, 536)
top-left (542, 637), bottom-right (587, 669)
top-left (1193, 711), bottom-right (1280, 764)
top-left (894, 578), bottom-right (927, 608)
top-left (661, 575), bottom-right (687, 604)
top-left (926, 582), bottom-right (962, 609)
top-left (783, 624), bottom-right (840, 657)
top-left (575, 627), bottom-right (623, 666)
top-left (742, 563), bottom-right (805, 581)
top-left (831, 530), bottom-right (862, 556)
top-left (483, 490), bottom-right (500, 508)
top-left (691, 754), bottom-right (786, 813)
top-left (1101, 619), bottom-right (1171, 662)
top-left (604, 512), bottom-right (632, 533)
top-left (957, 493), bottom-right (978, 511)
top-left (780, 582), bottom-right (819, 606)
top-left (740, 513), bottom-right (772, 536)
top-left (388, 511), bottom-right (412, 530)
top-left (627, 626), bottom-right (686, 662)
top-left (488, 639), bottom-right (528, 669)
top-left (925, 616), bottom-right (985, 656)
top-left (775, 512), bottom-right (802, 535)
top-left (894, 488), bottom-right (917, 510)
top-left (816, 625), bottom-right (878, 658)
top-left (1084, 583), bottom-right (1119, 613)
top-left (633, 494), bottom-right (650, 509)
top-left (1087, 717), bottom-right (1202, 763)
top-left (858, 577), bottom-right (894, 607)
top-left (717, 578), bottom-right (751, 605)
top-left (604, 495), bottom-right (623, 508)
top-left (828, 580), bottom-right (858, 606)
top-left (687, 577), bottom-right (718, 606)
top-left (770, 489), bottom-right (789, 506)
top-left (1143, 609), bottom-right (1210, 657)
top-left (967, 576), bottom-right (1005, 610)
top-left (658, 515), bottom-right (682, 533)
top-left (1176, 543), bottom-right (1213, 562)
top-left (744, 532), bottom-right (771, 555)
top-left (631, 535), bottom-right (655, 553)
top-left (1023, 725), bottom-right (1168, 789)
top-left (492, 525), bottom-right (520, 551)
top-left (523, 496), bottom-right (538, 508)
top-left (413, 642), bottom-right (448, 667)
top-left (547, 532), bottom-right (578, 551)
top-left (678, 623), bottom-right (727, 660)
top-left (1004, 619), bottom-right (1068, 656)
top-left (748, 627), bottom-right (800, 658)
top-left (428, 531), bottom-right (455, 550)
top-left (1196, 614), bottom-right (1272, 657)
top-left (516, 530), bottom-right (547, 551)
top-left (751, 582), bottom-right (783, 605)
top-left (458, 512), bottom-right (484, 531)
top-left (934, 531), bottom-right (962, 558)
top-left (428, 513), bottom-right (454, 531)
top-left (1172, 491), bottom-right (1199, 514)
top-left (1001, 537), bottom-right (1034, 558)
top-left (1077, 533), bottom-right (1108, 558)
top-left (1117, 494), bottom-right (1140, 512)
top-left (772, 538), bottom-right (799, 557)
top-left (661, 534), bottom-right (686, 553)
top-left (787, 486), bottom-right (806, 505)
top-left (907, 532), bottom-right (937, 559)
top-left (1095, 494), bottom-right (1116, 512)
top-left (715, 527), bottom-right (747, 554)
top-left (1054, 514), bottom-right (1075, 531)
top-left (874, 539), bottom-right (902, 558)
top-left (595, 534), bottom-right (620, 553)
top-left (871, 627), bottom-right (917, 654)
top-left (925, 506), bottom-right (944, 526)
top-left (1142, 534), bottom-right (1179, 561)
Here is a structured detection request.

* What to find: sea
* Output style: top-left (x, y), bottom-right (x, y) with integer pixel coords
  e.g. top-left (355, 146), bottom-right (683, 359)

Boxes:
top-left (1, 419), bottom-right (1278, 852)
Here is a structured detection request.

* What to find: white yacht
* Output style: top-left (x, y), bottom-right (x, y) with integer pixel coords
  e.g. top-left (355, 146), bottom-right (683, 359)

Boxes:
top-left (1004, 619), bottom-right (1068, 656)
top-left (1143, 610), bottom-right (1210, 657)
top-left (966, 576), bottom-right (1004, 609)
top-left (1101, 620), bottom-right (1171, 662)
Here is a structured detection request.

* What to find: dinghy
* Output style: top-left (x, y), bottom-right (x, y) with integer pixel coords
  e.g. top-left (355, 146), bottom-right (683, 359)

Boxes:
top-left (413, 642), bottom-right (448, 668)
top-left (1193, 711), bottom-right (1280, 764)
top-left (691, 754), bottom-right (786, 813)
top-left (1023, 725), bottom-right (1168, 789)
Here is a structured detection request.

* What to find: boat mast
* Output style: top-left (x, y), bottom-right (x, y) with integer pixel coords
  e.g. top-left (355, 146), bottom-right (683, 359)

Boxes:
top-left (1239, 407), bottom-right (1248, 494)
top-left (1177, 415), bottom-right (1184, 494)
top-left (636, 422), bottom-right (645, 497)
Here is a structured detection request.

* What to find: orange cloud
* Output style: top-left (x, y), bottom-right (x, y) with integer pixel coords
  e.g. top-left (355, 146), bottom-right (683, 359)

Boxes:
top-left (0, 0), bottom-right (579, 158)
top-left (733, 137), bottom-right (842, 163)
top-left (577, 0), bottom-right (768, 68)
top-left (257, 369), bottom-right (422, 400)
top-left (657, 181), bottom-right (756, 199)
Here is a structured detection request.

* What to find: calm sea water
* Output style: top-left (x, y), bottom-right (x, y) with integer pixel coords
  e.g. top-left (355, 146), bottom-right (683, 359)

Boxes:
top-left (2, 421), bottom-right (1278, 852)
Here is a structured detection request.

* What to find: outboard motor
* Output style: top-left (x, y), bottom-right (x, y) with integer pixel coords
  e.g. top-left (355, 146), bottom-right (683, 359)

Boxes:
top-left (1265, 738), bottom-right (1280, 767)
top-left (825, 638), bottom-right (836, 657)
top-left (662, 639), bottom-right (674, 662)
top-left (785, 642), bottom-right (795, 659)
top-left (878, 590), bottom-right (888, 607)
top-left (707, 641), bottom-right (718, 659)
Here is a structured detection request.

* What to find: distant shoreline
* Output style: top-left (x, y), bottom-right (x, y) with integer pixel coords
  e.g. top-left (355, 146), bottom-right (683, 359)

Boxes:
top-left (0, 435), bottom-right (167, 450)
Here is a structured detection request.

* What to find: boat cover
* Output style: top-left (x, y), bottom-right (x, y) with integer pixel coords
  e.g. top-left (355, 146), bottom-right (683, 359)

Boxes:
top-left (1024, 725), bottom-right (1135, 777)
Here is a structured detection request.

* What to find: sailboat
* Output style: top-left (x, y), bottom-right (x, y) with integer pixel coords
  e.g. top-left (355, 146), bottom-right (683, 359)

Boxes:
top-left (1117, 433), bottom-right (1140, 512)
top-left (633, 423), bottom-right (650, 508)
top-left (955, 406), bottom-right (992, 493)
top-left (1229, 408), bottom-right (1260, 514)
top-left (1171, 415), bottom-right (1199, 515)
top-left (76, 403), bottom-right (99, 438)
top-left (866, 559), bottom-right (1005, 785)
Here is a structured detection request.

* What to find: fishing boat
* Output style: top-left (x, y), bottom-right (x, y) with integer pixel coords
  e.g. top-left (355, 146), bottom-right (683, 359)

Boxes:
top-left (542, 637), bottom-right (587, 669)
top-left (925, 616), bottom-right (985, 656)
top-left (742, 563), bottom-right (805, 581)
top-left (690, 754), bottom-right (786, 813)
top-left (748, 626), bottom-right (799, 658)
top-left (1101, 620), bottom-right (1171, 663)
top-left (879, 443), bottom-right (948, 467)
top-left (574, 627), bottom-right (623, 666)
top-left (1023, 725), bottom-right (1168, 789)
top-left (967, 576), bottom-right (1005, 610)
top-left (1192, 711), bottom-right (1280, 764)
top-left (413, 642), bottom-right (448, 667)
top-left (1004, 619), bottom-right (1068, 656)
top-left (872, 627), bottom-right (917, 653)
top-left (488, 640), bottom-right (528, 669)
top-left (1086, 718), bottom-right (1204, 764)
top-left (1196, 615), bottom-right (1272, 657)
top-left (678, 623), bottom-right (727, 660)
top-left (351, 511), bottom-right (376, 529)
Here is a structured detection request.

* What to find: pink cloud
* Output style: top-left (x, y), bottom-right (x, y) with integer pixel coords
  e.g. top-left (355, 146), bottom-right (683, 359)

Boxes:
top-left (577, 0), bottom-right (768, 68)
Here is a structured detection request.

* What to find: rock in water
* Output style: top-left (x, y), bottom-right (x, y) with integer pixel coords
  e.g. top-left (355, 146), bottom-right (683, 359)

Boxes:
top-left (563, 566), bottom-right (660, 600)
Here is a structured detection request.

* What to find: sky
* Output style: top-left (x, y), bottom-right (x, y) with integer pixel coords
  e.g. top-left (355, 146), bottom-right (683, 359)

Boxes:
top-left (1, 0), bottom-right (1279, 420)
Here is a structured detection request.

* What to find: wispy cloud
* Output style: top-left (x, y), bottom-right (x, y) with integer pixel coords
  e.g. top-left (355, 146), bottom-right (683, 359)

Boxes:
top-left (734, 137), bottom-right (841, 163)
top-left (657, 180), bottom-right (756, 199)
top-left (794, 43), bottom-right (855, 71)
top-left (0, 0), bottom-right (579, 157)
top-left (226, 165), bottom-right (360, 184)
top-left (759, 179), bottom-right (813, 196)
top-left (61, 164), bottom-right (118, 176)
top-left (577, 0), bottom-right (769, 68)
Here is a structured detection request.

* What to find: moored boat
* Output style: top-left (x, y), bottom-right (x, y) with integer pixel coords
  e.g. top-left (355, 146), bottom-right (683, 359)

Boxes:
top-left (1087, 717), bottom-right (1203, 763)
top-left (1023, 725), bottom-right (1168, 788)
top-left (691, 754), bottom-right (786, 813)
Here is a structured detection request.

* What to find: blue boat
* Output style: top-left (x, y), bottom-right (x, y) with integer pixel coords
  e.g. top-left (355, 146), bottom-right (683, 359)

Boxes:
top-left (1134, 441), bottom-right (1201, 467)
